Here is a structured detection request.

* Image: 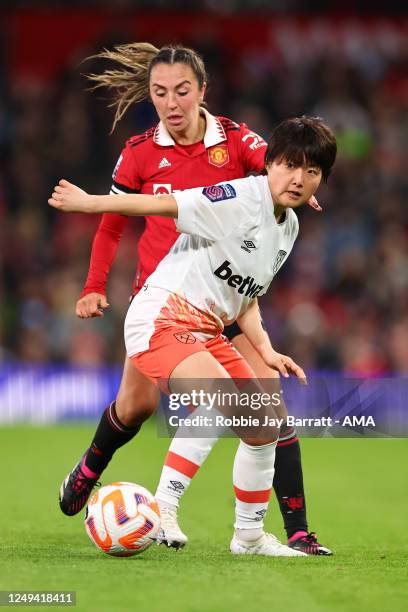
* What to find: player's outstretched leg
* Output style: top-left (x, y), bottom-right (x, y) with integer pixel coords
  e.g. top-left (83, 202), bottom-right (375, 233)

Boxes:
top-left (155, 417), bottom-right (220, 548)
top-left (59, 401), bottom-right (141, 515)
top-left (59, 453), bottom-right (101, 517)
top-left (230, 333), bottom-right (332, 556)
top-left (59, 359), bottom-right (159, 516)
top-left (274, 425), bottom-right (332, 555)
top-left (230, 440), bottom-right (306, 557)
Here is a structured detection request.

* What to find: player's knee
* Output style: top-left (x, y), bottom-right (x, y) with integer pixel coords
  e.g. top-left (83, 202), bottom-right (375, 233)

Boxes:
top-left (243, 434), bottom-right (278, 446)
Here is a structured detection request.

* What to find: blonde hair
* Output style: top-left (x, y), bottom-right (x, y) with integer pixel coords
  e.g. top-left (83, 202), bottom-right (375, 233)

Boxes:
top-left (86, 42), bottom-right (207, 132)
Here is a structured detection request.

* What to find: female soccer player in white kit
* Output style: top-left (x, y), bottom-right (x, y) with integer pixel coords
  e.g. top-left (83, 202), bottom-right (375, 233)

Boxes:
top-left (49, 116), bottom-right (337, 556)
top-left (58, 43), bottom-right (331, 556)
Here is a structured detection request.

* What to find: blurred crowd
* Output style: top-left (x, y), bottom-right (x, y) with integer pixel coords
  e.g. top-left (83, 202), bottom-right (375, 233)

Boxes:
top-left (0, 10), bottom-right (407, 375)
top-left (3, 1), bottom-right (406, 13)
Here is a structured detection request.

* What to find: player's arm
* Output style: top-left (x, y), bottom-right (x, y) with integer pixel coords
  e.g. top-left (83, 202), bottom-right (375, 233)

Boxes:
top-left (76, 141), bottom-right (145, 318)
top-left (49, 179), bottom-right (251, 241)
top-left (75, 213), bottom-right (128, 318)
top-left (237, 299), bottom-right (307, 383)
top-left (49, 179), bottom-right (178, 217)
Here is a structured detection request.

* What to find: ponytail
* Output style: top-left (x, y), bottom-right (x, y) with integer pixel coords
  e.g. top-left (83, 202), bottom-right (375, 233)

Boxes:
top-left (85, 42), bottom-right (159, 132)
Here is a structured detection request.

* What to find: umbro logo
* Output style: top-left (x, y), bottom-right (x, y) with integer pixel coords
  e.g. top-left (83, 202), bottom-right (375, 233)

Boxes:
top-left (254, 509), bottom-right (267, 521)
top-left (168, 480), bottom-right (185, 492)
top-left (158, 157), bottom-right (171, 169)
top-left (241, 240), bottom-right (257, 254)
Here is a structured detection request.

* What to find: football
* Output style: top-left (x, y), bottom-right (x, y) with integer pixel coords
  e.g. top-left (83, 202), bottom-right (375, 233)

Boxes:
top-left (84, 482), bottom-right (161, 557)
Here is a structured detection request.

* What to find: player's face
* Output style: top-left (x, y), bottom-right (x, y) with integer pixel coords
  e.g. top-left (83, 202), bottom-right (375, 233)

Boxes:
top-left (266, 159), bottom-right (322, 209)
top-left (149, 63), bottom-right (206, 137)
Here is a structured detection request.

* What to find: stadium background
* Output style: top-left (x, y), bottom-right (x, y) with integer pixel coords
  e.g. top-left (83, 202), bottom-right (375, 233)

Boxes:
top-left (1, 3), bottom-right (407, 376)
top-left (1, 4), bottom-right (408, 422)
top-left (1, 3), bottom-right (407, 420)
top-left (0, 3), bottom-right (407, 612)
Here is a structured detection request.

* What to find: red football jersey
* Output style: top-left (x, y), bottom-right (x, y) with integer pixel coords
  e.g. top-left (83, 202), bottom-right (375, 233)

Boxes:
top-left (81, 109), bottom-right (267, 297)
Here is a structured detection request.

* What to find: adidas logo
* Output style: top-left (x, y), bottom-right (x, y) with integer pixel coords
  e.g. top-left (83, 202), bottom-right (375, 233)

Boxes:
top-left (159, 157), bottom-right (171, 169)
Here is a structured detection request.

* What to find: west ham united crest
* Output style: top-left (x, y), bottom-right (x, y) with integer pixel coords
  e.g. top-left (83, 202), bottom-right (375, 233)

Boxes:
top-left (173, 331), bottom-right (196, 344)
top-left (208, 145), bottom-right (229, 167)
top-left (273, 250), bottom-right (287, 275)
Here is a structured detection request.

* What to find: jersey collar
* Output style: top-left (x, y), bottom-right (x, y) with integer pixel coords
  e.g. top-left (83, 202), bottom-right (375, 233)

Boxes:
top-left (153, 108), bottom-right (227, 148)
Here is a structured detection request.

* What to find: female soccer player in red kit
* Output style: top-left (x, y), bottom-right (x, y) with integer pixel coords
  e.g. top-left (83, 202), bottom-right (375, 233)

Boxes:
top-left (59, 42), bottom-right (331, 555)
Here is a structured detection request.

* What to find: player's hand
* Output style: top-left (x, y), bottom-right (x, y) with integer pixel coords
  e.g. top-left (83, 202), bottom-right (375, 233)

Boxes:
top-left (76, 293), bottom-right (110, 318)
top-left (48, 179), bottom-right (94, 212)
top-left (263, 349), bottom-right (307, 384)
top-left (307, 195), bottom-right (322, 212)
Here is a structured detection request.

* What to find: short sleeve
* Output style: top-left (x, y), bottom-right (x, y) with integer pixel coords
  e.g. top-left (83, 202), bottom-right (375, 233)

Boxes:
top-left (174, 177), bottom-right (261, 241)
top-left (239, 123), bottom-right (267, 174)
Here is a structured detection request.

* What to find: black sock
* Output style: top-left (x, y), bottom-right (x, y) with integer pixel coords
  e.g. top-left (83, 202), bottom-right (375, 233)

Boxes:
top-left (273, 429), bottom-right (308, 539)
top-left (84, 401), bottom-right (140, 475)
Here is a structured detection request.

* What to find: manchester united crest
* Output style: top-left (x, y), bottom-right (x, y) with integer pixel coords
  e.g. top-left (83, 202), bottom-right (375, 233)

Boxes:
top-left (208, 145), bottom-right (229, 167)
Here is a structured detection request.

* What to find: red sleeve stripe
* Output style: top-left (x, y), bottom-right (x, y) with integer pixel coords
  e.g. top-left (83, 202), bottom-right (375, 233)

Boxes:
top-left (234, 486), bottom-right (272, 503)
top-left (164, 451), bottom-right (200, 478)
top-left (277, 436), bottom-right (299, 448)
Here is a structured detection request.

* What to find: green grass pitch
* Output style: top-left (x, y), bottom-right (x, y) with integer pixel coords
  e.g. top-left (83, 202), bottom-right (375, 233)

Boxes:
top-left (0, 423), bottom-right (407, 612)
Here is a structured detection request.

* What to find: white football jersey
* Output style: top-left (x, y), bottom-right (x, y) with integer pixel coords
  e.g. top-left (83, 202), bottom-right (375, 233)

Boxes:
top-left (125, 175), bottom-right (299, 356)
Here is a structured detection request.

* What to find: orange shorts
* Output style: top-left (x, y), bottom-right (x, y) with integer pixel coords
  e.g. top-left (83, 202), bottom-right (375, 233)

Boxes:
top-left (131, 324), bottom-right (255, 390)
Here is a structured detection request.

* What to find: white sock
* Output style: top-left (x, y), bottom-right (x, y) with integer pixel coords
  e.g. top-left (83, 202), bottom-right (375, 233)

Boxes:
top-left (156, 435), bottom-right (219, 507)
top-left (233, 440), bottom-right (277, 530)
top-left (157, 499), bottom-right (177, 513)
top-left (235, 527), bottom-right (264, 542)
